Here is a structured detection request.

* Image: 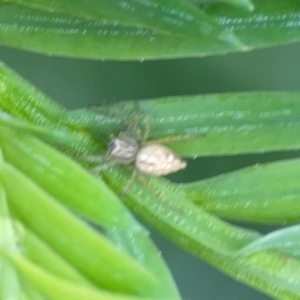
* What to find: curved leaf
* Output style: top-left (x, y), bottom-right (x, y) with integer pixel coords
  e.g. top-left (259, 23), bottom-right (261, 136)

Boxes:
top-left (183, 158), bottom-right (300, 223)
top-left (238, 224), bottom-right (300, 258)
top-left (0, 2), bottom-right (244, 60)
top-left (4, 60), bottom-right (300, 299)
top-left (0, 62), bottom-right (182, 300)
top-left (7, 0), bottom-right (239, 42)
top-left (19, 226), bottom-right (92, 285)
top-left (103, 167), bottom-right (260, 253)
top-left (3, 253), bottom-right (156, 300)
top-left (0, 161), bottom-right (157, 296)
top-left (204, 0), bottom-right (300, 47)
top-left (0, 63), bottom-right (64, 124)
top-left (0, 126), bottom-right (135, 229)
top-left (0, 163), bottom-right (155, 294)
top-left (0, 185), bottom-right (20, 300)
top-left (65, 92), bottom-right (300, 157)
top-left (101, 167), bottom-right (300, 300)
top-left (62, 96), bottom-right (300, 299)
top-left (0, 1), bottom-right (299, 59)
top-left (0, 62), bottom-right (97, 154)
top-left (0, 111), bottom-right (83, 148)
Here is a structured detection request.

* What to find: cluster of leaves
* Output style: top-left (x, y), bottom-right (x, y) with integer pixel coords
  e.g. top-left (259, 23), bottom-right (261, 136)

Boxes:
top-left (1, 0), bottom-right (300, 300)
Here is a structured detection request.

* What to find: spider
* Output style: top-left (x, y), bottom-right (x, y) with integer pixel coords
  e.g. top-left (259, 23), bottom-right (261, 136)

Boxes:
top-left (85, 107), bottom-right (188, 194)
top-left (107, 130), bottom-right (187, 176)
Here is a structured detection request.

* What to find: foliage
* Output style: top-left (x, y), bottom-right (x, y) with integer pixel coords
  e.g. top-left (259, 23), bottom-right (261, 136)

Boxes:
top-left (0, 1), bottom-right (300, 299)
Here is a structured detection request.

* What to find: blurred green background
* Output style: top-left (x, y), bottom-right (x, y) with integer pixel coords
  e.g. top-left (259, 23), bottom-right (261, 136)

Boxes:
top-left (1, 41), bottom-right (300, 299)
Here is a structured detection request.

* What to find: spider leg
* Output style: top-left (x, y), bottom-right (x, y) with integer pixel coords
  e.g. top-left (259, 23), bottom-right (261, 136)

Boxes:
top-left (91, 161), bottom-right (116, 173)
top-left (82, 154), bottom-right (107, 163)
top-left (82, 152), bottom-right (115, 173)
top-left (150, 133), bottom-right (205, 144)
top-left (142, 114), bottom-right (151, 142)
top-left (138, 175), bottom-right (174, 208)
top-left (128, 101), bottom-right (141, 130)
top-left (119, 169), bottom-right (137, 198)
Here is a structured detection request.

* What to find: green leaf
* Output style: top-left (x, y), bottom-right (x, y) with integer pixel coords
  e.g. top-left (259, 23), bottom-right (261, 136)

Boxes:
top-left (0, 1), bottom-right (242, 60)
top-left (18, 225), bottom-right (92, 285)
top-left (203, 0), bottom-right (300, 48)
top-left (0, 62), bottom-right (98, 154)
top-left (65, 92), bottom-right (300, 157)
top-left (0, 160), bottom-right (157, 296)
top-left (0, 61), bottom-right (181, 300)
top-left (0, 1), bottom-right (299, 59)
top-left (63, 95), bottom-right (300, 298)
top-left (104, 167), bottom-right (260, 253)
top-left (0, 63), bottom-right (64, 124)
top-left (0, 127), bottom-right (180, 298)
top-left (0, 185), bottom-right (20, 300)
top-left (0, 110), bottom-right (84, 149)
top-left (102, 168), bottom-right (300, 300)
top-left (0, 257), bottom-right (19, 300)
top-left (183, 158), bottom-right (300, 223)
top-left (0, 127), bottom-right (136, 229)
top-left (238, 224), bottom-right (300, 258)
top-left (4, 59), bottom-right (300, 299)
top-left (7, 0), bottom-right (240, 43)
top-left (3, 253), bottom-right (156, 300)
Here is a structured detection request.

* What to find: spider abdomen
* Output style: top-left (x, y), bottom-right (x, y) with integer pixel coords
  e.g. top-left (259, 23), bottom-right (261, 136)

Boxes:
top-left (135, 144), bottom-right (186, 176)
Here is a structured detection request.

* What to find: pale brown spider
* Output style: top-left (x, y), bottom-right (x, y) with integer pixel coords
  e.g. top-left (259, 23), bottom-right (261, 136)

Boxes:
top-left (85, 107), bottom-right (189, 194)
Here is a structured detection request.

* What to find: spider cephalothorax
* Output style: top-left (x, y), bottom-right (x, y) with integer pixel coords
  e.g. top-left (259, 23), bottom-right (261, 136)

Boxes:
top-left (108, 131), bottom-right (186, 176)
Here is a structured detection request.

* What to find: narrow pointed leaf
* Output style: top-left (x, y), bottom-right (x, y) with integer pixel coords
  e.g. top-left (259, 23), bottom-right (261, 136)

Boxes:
top-left (0, 111), bottom-right (82, 148)
top-left (5, 101), bottom-right (300, 300)
top-left (3, 253), bottom-right (155, 300)
top-left (183, 158), bottom-right (300, 223)
top-left (0, 161), bottom-right (157, 296)
top-left (0, 127), bottom-right (135, 229)
top-left (4, 59), bottom-right (300, 299)
top-left (65, 92), bottom-right (300, 157)
top-left (238, 224), bottom-right (300, 258)
top-left (102, 167), bottom-right (300, 299)
top-left (18, 226), bottom-right (92, 285)
top-left (0, 1), bottom-right (299, 59)
top-left (18, 279), bottom-right (48, 300)
top-left (203, 0), bottom-right (300, 48)
top-left (0, 62), bottom-right (64, 124)
top-left (0, 62), bottom-right (181, 300)
top-left (0, 1), bottom-right (242, 60)
top-left (0, 127), bottom-right (181, 298)
top-left (8, 0), bottom-right (240, 43)
top-left (0, 62), bottom-right (97, 154)
top-left (61, 97), bottom-right (300, 299)
top-left (0, 185), bottom-right (20, 300)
